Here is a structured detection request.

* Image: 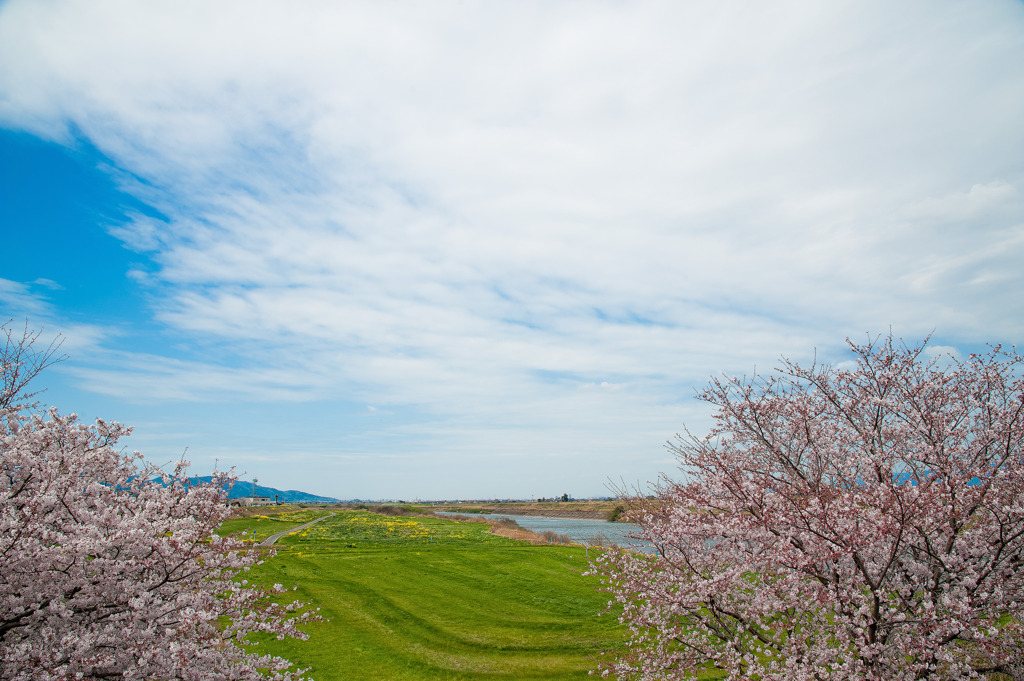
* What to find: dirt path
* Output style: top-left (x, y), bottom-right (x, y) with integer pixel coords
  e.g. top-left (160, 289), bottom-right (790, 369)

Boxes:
top-left (259, 512), bottom-right (335, 547)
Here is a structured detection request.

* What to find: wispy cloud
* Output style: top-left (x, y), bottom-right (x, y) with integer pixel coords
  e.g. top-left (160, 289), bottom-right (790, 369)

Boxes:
top-left (0, 278), bottom-right (50, 316)
top-left (0, 278), bottom-right (109, 355)
top-left (1, 0), bottom-right (1022, 497)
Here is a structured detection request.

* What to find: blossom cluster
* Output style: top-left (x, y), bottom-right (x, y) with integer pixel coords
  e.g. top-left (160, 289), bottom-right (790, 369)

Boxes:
top-left (0, 326), bottom-right (319, 680)
top-left (593, 336), bottom-right (1024, 680)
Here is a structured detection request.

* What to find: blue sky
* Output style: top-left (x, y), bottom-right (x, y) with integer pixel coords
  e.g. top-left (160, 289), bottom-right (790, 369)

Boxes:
top-left (2, 0), bottom-right (1023, 500)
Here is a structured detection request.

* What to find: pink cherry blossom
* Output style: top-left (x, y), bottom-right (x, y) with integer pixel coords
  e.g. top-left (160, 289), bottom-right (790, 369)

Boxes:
top-left (1, 325), bottom-right (319, 680)
top-left (592, 334), bottom-right (1024, 680)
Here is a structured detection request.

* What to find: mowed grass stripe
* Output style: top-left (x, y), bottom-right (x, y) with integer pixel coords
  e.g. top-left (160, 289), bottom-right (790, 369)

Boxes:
top-left (238, 510), bottom-right (628, 680)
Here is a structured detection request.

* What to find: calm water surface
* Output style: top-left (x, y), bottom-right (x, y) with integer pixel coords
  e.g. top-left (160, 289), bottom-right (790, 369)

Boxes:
top-left (439, 512), bottom-right (654, 551)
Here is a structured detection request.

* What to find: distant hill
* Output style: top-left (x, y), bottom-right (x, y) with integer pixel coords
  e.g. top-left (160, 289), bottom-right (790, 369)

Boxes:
top-left (187, 476), bottom-right (339, 504)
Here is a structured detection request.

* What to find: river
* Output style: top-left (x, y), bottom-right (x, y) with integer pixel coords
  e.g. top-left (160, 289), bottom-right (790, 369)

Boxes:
top-left (438, 511), bottom-right (654, 551)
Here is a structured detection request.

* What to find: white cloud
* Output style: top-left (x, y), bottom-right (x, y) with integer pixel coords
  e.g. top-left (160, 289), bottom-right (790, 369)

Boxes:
top-left (31, 278), bottom-right (63, 290)
top-left (905, 182), bottom-right (1019, 222)
top-left (63, 354), bottom-right (333, 403)
top-left (0, 278), bottom-right (50, 316)
top-left (1, 0), bottom-right (1023, 496)
top-left (0, 279), bottom-right (109, 355)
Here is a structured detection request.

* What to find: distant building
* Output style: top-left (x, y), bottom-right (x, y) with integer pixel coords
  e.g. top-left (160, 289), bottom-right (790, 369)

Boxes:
top-left (235, 496), bottom-right (275, 507)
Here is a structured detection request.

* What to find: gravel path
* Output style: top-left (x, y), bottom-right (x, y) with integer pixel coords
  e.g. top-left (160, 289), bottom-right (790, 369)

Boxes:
top-left (259, 511), bottom-right (335, 547)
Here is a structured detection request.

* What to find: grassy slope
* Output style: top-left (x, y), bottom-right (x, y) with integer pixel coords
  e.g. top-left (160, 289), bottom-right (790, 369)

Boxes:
top-left (217, 506), bottom-right (332, 542)
top-left (238, 510), bottom-right (628, 680)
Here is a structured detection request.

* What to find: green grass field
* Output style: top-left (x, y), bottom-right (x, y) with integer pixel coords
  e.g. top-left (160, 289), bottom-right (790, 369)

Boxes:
top-left (233, 509), bottom-right (629, 680)
top-left (217, 506), bottom-right (332, 542)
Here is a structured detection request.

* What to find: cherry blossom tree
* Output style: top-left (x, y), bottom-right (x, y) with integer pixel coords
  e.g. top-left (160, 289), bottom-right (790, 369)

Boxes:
top-left (0, 324), bottom-right (319, 680)
top-left (594, 335), bottom-right (1024, 680)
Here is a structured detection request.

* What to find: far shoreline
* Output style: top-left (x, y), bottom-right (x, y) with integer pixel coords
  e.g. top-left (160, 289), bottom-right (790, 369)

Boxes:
top-left (428, 500), bottom-right (624, 522)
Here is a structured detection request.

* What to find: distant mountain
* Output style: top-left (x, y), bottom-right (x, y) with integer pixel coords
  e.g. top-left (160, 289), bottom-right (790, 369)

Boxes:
top-left (187, 476), bottom-right (339, 504)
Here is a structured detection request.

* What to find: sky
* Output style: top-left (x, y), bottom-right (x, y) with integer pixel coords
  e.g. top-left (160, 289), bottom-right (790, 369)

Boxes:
top-left (1, 0), bottom-right (1023, 500)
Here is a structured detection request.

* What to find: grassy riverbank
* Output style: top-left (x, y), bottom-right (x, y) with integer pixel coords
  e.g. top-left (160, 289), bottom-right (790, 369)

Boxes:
top-left (234, 508), bottom-right (629, 680)
top-left (217, 505), bottom-right (333, 542)
top-left (426, 500), bottom-right (622, 520)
